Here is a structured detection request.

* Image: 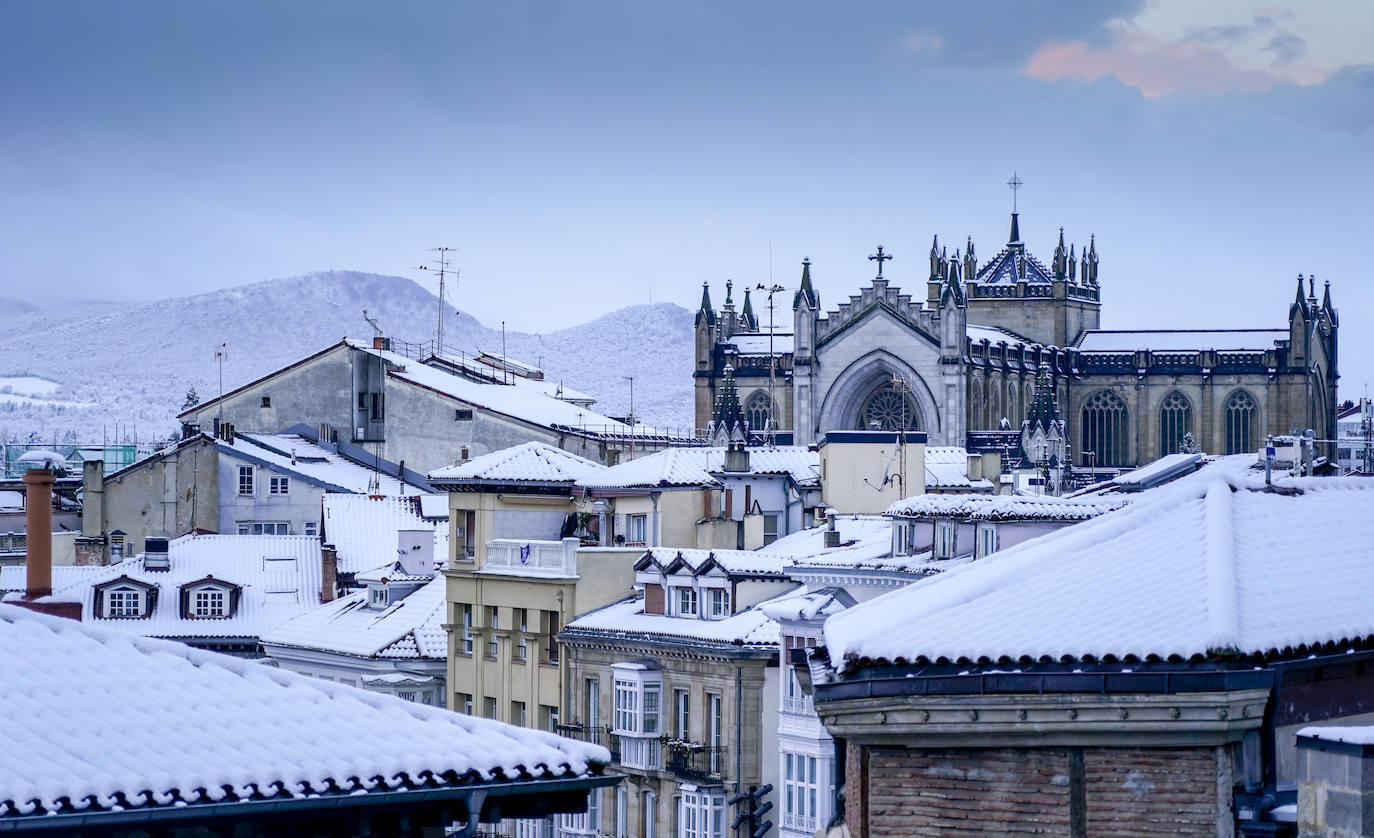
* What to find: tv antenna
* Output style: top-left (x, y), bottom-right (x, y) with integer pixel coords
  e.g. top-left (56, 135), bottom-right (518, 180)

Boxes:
top-left (416, 246), bottom-right (459, 353)
top-left (362, 309), bottom-right (383, 337)
top-left (213, 343), bottom-right (228, 424)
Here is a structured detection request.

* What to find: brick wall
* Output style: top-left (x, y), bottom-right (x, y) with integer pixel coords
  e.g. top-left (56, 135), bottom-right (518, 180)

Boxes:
top-left (852, 745), bottom-right (1226, 838)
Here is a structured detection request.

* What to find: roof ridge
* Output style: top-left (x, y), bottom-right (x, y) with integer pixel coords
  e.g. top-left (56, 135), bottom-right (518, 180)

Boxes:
top-left (1203, 480), bottom-right (1241, 653)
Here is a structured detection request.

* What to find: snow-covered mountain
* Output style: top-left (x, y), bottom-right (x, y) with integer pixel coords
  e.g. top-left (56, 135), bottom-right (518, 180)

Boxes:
top-left (0, 272), bottom-right (695, 444)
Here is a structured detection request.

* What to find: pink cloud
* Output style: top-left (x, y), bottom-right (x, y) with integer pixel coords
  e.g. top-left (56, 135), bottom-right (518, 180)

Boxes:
top-left (1025, 29), bottom-right (1278, 97)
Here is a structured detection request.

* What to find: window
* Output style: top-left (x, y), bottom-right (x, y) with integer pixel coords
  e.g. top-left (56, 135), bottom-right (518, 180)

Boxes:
top-left (1159, 391), bottom-right (1193, 455)
top-left (975, 522), bottom-right (998, 559)
top-left (679, 790), bottom-right (727, 838)
top-left (859, 387), bottom-right (920, 431)
top-left (237, 521), bottom-right (289, 535)
top-left (762, 513), bottom-right (779, 546)
top-left (260, 396), bottom-right (271, 408)
top-left (193, 588), bottom-right (226, 617)
top-left (614, 679), bottom-right (639, 733)
top-left (675, 689), bottom-right (690, 738)
top-left (627, 514), bottom-right (648, 546)
top-left (1226, 390), bottom-right (1258, 455)
top-left (515, 608), bottom-right (528, 662)
top-left (643, 791), bottom-right (657, 838)
top-left (455, 408), bottom-right (474, 421)
top-left (237, 465), bottom-right (255, 496)
top-left (782, 665), bottom-right (811, 715)
top-left (586, 678), bottom-right (601, 729)
top-left (370, 392), bottom-right (385, 421)
top-left (459, 510), bottom-right (476, 560)
top-left (512, 701), bottom-right (527, 727)
top-left (541, 704), bottom-right (559, 733)
top-left (934, 520), bottom-right (957, 559)
top-left (616, 786), bottom-right (627, 838)
top-left (745, 391), bottom-right (773, 433)
top-left (483, 696), bottom-right (497, 719)
top-left (561, 788), bottom-right (601, 837)
top-left (105, 587), bottom-right (143, 618)
top-left (613, 675), bottom-right (661, 735)
top-left (542, 609), bottom-right (560, 664)
top-left (783, 752), bottom-right (822, 834)
top-left (707, 692), bottom-right (722, 773)
top-left (370, 586), bottom-right (389, 608)
top-left (268, 475), bottom-right (290, 495)
top-left (458, 692), bottom-right (473, 715)
top-left (304, 521), bottom-right (318, 537)
top-left (1081, 390), bottom-right (1130, 467)
top-left (643, 684), bottom-right (660, 735)
top-left (459, 604), bottom-right (473, 655)
top-left (707, 588), bottom-right (730, 619)
top-left (486, 606), bottom-right (499, 658)
top-left (399, 690), bottom-right (418, 702)
top-left (676, 587), bottom-right (698, 617)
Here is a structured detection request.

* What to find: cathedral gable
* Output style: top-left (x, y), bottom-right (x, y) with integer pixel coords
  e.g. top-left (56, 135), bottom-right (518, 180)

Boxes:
top-left (814, 281), bottom-right (941, 351)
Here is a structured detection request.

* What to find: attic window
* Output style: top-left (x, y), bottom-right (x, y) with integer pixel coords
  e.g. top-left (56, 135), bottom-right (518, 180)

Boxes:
top-left (193, 588), bottom-right (227, 618)
top-left (370, 586), bottom-right (389, 608)
top-left (455, 409), bottom-right (474, 421)
top-left (105, 586), bottom-right (144, 618)
top-left (260, 396), bottom-right (271, 408)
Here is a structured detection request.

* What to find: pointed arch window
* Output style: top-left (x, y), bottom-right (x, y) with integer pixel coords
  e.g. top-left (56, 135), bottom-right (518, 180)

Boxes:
top-left (1159, 392), bottom-right (1193, 455)
top-left (1082, 391), bottom-right (1129, 467)
top-left (859, 388), bottom-right (920, 432)
top-left (745, 391), bottom-right (774, 434)
top-left (1225, 391), bottom-right (1257, 455)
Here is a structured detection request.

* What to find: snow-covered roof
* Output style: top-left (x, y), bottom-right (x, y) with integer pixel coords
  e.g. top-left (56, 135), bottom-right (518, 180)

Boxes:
top-left (564, 589), bottom-right (794, 648)
top-left (51, 534), bottom-right (323, 642)
top-left (974, 245), bottom-right (1055, 286)
top-left (263, 576), bottom-right (446, 660)
top-left (1111, 452), bottom-right (1203, 490)
top-left (221, 432), bottom-right (427, 495)
top-left (0, 603), bottom-right (609, 822)
top-left (826, 475), bottom-right (1374, 667)
top-left (924, 446), bottom-right (993, 491)
top-left (758, 586), bottom-right (857, 623)
top-left (638, 547), bottom-right (790, 577)
top-left (1297, 726), bottom-right (1374, 747)
top-left (578, 446), bottom-right (819, 490)
top-left (726, 332), bottom-right (795, 356)
top-left (757, 515), bottom-right (947, 577)
top-left (348, 340), bottom-right (640, 436)
top-left (428, 441), bottom-right (605, 485)
top-left (885, 493), bottom-right (1127, 521)
top-left (1075, 329), bottom-right (1287, 353)
top-left (966, 324), bottom-right (1036, 347)
top-left (419, 492), bottom-right (449, 518)
top-left (322, 494), bottom-right (447, 574)
top-left (1, 564), bottom-right (110, 597)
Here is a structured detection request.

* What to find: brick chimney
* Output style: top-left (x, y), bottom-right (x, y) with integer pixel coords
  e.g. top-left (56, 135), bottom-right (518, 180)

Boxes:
top-left (321, 544), bottom-right (339, 603)
top-left (22, 467), bottom-right (55, 599)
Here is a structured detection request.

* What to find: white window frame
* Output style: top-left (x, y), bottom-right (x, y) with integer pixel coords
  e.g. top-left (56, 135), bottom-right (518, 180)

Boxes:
top-left (674, 688), bottom-right (690, 738)
top-left (762, 513), bottom-right (779, 545)
top-left (934, 520), bottom-right (957, 559)
top-left (627, 514), bottom-right (648, 546)
top-left (268, 475), bottom-right (290, 495)
top-left (304, 521), bottom-right (318, 537)
top-left (643, 790), bottom-right (657, 838)
top-left (486, 606), bottom-right (499, 658)
top-left (708, 588), bottom-right (730, 619)
top-left (781, 664), bottom-right (812, 715)
top-left (782, 751), bottom-right (824, 835)
top-left (398, 690), bottom-right (418, 702)
top-left (675, 586), bottom-right (698, 617)
top-left (679, 789), bottom-right (726, 838)
top-left (370, 586), bottom-right (389, 608)
top-left (561, 788), bottom-right (601, 837)
top-left (460, 604), bottom-right (474, 655)
top-left (105, 586), bottom-right (144, 618)
top-left (237, 465), bottom-right (255, 496)
top-left (586, 677), bottom-right (601, 728)
top-left (237, 521), bottom-right (289, 535)
top-left (192, 586), bottom-right (227, 618)
top-left (975, 522), bottom-right (998, 559)
top-left (611, 668), bottom-right (661, 736)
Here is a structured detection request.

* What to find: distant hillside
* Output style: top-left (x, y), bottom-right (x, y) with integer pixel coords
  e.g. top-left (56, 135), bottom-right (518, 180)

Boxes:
top-left (0, 271), bottom-right (695, 444)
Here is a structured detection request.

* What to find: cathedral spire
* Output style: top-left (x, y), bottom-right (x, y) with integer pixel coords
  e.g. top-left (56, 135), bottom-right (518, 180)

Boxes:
top-left (1323, 280), bottom-right (1339, 325)
top-left (1291, 273), bottom-right (1309, 319)
top-left (794, 257), bottom-right (818, 309)
top-left (710, 363), bottom-right (748, 451)
top-left (695, 282), bottom-right (717, 327)
top-left (929, 235), bottom-right (941, 280)
top-left (1008, 212), bottom-right (1022, 245)
top-left (741, 287), bottom-right (757, 331)
top-left (1052, 226), bottom-right (1067, 279)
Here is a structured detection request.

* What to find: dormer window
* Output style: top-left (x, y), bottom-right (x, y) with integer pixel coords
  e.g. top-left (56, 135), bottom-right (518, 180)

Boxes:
top-left (193, 588), bottom-right (226, 618)
top-left (934, 520), bottom-right (957, 559)
top-left (708, 588), bottom-right (730, 619)
top-left (179, 578), bottom-right (240, 620)
top-left (975, 522), bottom-right (998, 559)
top-left (675, 587), bottom-right (698, 617)
top-left (370, 586), bottom-right (389, 608)
top-left (107, 586), bottom-right (144, 618)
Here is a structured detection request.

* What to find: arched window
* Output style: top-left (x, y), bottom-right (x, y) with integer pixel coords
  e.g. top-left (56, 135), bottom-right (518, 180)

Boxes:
top-left (1081, 391), bottom-right (1130, 467)
top-left (990, 378), bottom-right (1002, 427)
top-left (1158, 391), bottom-right (1192, 455)
top-left (745, 391), bottom-right (773, 433)
top-left (1225, 391), bottom-right (1257, 455)
top-left (859, 388), bottom-right (920, 432)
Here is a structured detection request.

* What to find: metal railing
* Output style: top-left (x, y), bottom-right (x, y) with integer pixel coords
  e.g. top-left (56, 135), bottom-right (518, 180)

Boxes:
top-left (0, 532), bottom-right (26, 556)
top-left (663, 739), bottom-right (727, 782)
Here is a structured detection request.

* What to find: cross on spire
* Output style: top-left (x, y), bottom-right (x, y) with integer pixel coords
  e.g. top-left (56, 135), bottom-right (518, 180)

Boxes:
top-left (1007, 171), bottom-right (1024, 213)
top-left (869, 244), bottom-right (893, 277)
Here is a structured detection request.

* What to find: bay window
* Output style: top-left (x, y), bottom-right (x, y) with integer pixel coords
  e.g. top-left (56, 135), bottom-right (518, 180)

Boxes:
top-left (679, 789), bottom-right (726, 838)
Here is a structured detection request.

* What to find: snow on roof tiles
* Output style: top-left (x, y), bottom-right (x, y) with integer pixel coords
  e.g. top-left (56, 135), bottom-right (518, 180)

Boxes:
top-left (640, 547), bottom-right (790, 577)
top-left (428, 441), bottom-right (605, 484)
top-left (565, 590), bottom-right (792, 647)
top-left (885, 493), bottom-right (1127, 521)
top-left (758, 516), bottom-right (894, 572)
top-left (577, 446), bottom-right (818, 490)
top-left (322, 495), bottom-right (447, 574)
top-left (263, 576), bottom-right (447, 660)
top-left (1297, 726), bottom-right (1374, 746)
top-left (51, 534), bottom-right (323, 641)
top-left (0, 603), bottom-right (609, 820)
top-left (726, 333), bottom-right (795, 355)
top-left (966, 324), bottom-right (1036, 347)
top-left (1075, 329), bottom-right (1287, 353)
top-left (221, 432), bottom-right (427, 495)
top-left (826, 475), bottom-right (1374, 667)
top-left (0, 565), bottom-right (109, 595)
top-left (348, 340), bottom-right (639, 435)
top-left (924, 447), bottom-right (994, 490)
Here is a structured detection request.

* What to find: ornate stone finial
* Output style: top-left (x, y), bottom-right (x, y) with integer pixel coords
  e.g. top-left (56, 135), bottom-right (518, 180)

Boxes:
top-left (725, 278), bottom-right (734, 305)
top-left (869, 245), bottom-right (893, 278)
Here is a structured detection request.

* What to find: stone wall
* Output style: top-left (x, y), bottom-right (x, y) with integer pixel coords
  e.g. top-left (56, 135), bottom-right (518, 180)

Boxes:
top-left (1297, 734), bottom-right (1374, 837)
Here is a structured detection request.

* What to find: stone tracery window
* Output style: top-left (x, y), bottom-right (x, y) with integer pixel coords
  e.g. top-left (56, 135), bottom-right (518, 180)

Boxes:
top-left (1159, 391), bottom-right (1192, 455)
top-left (859, 388), bottom-right (920, 432)
top-left (745, 391), bottom-right (773, 433)
top-left (1225, 390), bottom-right (1257, 455)
top-left (1081, 390), bottom-right (1129, 467)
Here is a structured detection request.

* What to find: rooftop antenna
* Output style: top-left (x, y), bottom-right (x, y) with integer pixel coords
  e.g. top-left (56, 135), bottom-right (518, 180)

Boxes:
top-left (213, 343), bottom-right (228, 425)
top-left (362, 309), bottom-right (383, 337)
top-left (416, 246), bottom-right (458, 354)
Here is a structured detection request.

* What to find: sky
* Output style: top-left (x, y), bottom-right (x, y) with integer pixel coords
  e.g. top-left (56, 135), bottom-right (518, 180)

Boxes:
top-left (2, 1), bottom-right (1372, 394)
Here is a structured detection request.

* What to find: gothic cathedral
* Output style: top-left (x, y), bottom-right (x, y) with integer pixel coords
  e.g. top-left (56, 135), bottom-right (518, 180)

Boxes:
top-left (693, 210), bottom-right (1339, 470)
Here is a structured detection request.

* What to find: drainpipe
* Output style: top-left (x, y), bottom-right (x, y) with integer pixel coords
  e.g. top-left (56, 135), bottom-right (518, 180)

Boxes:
top-left (735, 666), bottom-right (743, 794)
top-left (650, 493), bottom-right (660, 547)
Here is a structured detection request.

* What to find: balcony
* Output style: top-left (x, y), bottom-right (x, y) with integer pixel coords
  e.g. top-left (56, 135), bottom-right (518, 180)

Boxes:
top-left (616, 734), bottom-right (661, 771)
top-left (556, 724), bottom-right (618, 761)
top-left (663, 739), bottom-right (727, 783)
top-left (483, 538), bottom-right (579, 577)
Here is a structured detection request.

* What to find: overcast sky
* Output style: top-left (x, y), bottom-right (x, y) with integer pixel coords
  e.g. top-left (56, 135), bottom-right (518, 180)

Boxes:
top-left (3, 1), bottom-right (1372, 393)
